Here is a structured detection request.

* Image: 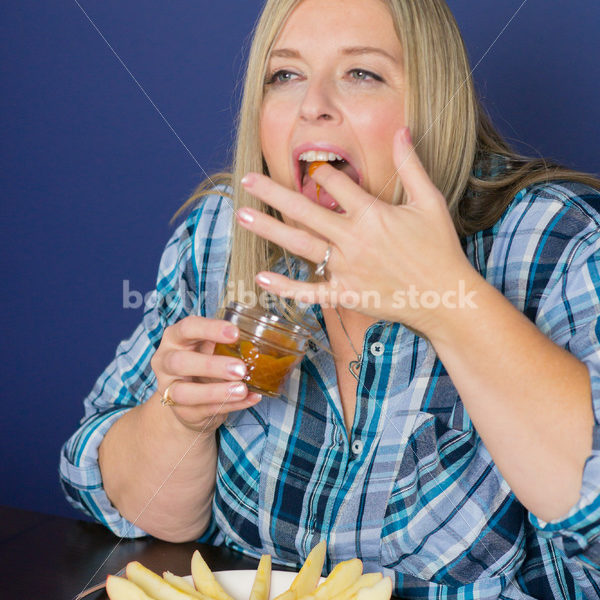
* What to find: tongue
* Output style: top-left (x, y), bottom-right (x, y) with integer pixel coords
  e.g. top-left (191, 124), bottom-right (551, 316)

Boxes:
top-left (301, 176), bottom-right (340, 210)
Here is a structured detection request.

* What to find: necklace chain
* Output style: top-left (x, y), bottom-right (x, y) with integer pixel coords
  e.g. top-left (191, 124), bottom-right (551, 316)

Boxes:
top-left (333, 305), bottom-right (363, 381)
top-left (320, 271), bottom-right (363, 381)
top-left (333, 306), bottom-right (361, 358)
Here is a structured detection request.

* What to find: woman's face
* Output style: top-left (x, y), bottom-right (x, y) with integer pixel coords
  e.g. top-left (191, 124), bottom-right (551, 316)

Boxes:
top-left (260, 0), bottom-right (406, 218)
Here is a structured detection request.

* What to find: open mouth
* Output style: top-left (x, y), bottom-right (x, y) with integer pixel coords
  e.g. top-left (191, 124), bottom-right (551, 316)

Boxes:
top-left (293, 147), bottom-right (361, 212)
top-left (298, 159), bottom-right (344, 187)
top-left (299, 159), bottom-right (360, 213)
top-left (298, 159), bottom-right (361, 187)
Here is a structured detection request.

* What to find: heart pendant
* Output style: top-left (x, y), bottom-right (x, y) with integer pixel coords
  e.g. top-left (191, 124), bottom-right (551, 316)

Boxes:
top-left (348, 357), bottom-right (362, 382)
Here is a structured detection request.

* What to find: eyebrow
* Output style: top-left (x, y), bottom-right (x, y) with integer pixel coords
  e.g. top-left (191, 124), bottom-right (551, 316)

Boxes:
top-left (270, 46), bottom-right (399, 62)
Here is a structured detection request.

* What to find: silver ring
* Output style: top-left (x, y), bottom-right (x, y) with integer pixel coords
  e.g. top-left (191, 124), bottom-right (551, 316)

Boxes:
top-left (315, 245), bottom-right (332, 276)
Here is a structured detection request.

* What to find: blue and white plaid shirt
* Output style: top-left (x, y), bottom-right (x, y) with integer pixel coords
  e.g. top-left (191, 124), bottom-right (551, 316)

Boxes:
top-left (61, 180), bottom-right (600, 599)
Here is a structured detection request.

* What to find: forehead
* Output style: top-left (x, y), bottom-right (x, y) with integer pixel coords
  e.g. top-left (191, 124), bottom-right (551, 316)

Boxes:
top-left (272, 0), bottom-right (401, 57)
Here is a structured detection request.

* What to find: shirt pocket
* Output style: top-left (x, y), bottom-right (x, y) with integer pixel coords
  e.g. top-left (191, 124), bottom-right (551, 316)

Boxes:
top-left (214, 407), bottom-right (269, 550)
top-left (379, 406), bottom-right (527, 586)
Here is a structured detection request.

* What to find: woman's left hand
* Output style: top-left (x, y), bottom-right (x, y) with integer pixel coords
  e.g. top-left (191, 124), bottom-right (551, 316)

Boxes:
top-left (237, 127), bottom-right (478, 336)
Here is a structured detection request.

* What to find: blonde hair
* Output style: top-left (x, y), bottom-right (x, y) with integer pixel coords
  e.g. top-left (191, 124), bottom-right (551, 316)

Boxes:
top-left (175, 0), bottom-right (600, 323)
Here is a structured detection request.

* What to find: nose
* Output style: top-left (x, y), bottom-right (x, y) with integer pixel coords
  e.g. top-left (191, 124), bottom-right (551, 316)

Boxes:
top-left (298, 76), bottom-right (340, 123)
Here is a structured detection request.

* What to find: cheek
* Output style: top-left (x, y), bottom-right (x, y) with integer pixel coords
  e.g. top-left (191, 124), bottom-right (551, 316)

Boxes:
top-left (357, 103), bottom-right (403, 151)
top-left (259, 108), bottom-right (276, 164)
top-left (260, 103), bottom-right (286, 155)
top-left (260, 101), bottom-right (292, 181)
top-left (351, 102), bottom-right (404, 189)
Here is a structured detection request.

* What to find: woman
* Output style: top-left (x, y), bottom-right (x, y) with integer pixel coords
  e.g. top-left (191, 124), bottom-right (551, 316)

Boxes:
top-left (60, 0), bottom-right (600, 598)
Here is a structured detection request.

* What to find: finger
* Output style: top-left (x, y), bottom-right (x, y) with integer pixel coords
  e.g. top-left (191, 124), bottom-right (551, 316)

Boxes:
top-left (255, 272), bottom-right (332, 305)
top-left (167, 379), bottom-right (251, 406)
top-left (308, 162), bottom-right (373, 216)
top-left (392, 127), bottom-right (440, 202)
top-left (236, 207), bottom-right (329, 264)
top-left (162, 349), bottom-right (247, 381)
top-left (166, 316), bottom-right (239, 346)
top-left (196, 393), bottom-right (262, 415)
top-left (241, 172), bottom-right (343, 236)
top-left (174, 392), bottom-right (262, 426)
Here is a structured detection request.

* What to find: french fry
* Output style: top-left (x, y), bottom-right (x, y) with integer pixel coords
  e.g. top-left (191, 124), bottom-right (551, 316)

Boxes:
top-left (191, 550), bottom-right (235, 600)
top-left (273, 591), bottom-right (297, 600)
top-left (312, 558), bottom-right (363, 600)
top-left (163, 571), bottom-right (208, 598)
top-left (329, 572), bottom-right (382, 600)
top-left (288, 540), bottom-right (326, 598)
top-left (249, 554), bottom-right (272, 600)
top-left (353, 576), bottom-right (392, 600)
top-left (106, 575), bottom-right (154, 600)
top-left (126, 561), bottom-right (197, 600)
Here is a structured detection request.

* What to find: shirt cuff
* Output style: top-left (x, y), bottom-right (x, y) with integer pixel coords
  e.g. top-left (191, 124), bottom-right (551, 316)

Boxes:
top-left (529, 367), bottom-right (600, 567)
top-left (59, 407), bottom-right (148, 538)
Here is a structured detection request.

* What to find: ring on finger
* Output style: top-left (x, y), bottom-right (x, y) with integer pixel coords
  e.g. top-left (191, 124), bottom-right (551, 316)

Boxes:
top-left (161, 381), bottom-right (178, 407)
top-left (315, 244), bottom-right (333, 277)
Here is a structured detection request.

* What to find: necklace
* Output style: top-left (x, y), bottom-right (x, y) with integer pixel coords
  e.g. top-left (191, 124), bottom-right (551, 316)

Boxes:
top-left (333, 306), bottom-right (363, 382)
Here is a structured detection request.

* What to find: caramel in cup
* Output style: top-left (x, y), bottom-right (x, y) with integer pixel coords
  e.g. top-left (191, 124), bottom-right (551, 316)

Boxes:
top-left (214, 302), bottom-right (311, 397)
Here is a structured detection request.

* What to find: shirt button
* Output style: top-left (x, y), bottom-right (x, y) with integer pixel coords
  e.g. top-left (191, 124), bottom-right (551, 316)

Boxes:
top-left (351, 439), bottom-right (364, 455)
top-left (370, 341), bottom-right (384, 356)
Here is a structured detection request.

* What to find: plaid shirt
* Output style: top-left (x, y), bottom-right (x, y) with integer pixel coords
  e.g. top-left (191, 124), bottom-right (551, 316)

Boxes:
top-left (60, 181), bottom-right (600, 599)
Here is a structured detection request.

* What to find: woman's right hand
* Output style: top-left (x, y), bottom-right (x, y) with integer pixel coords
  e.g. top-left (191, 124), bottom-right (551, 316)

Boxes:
top-left (150, 315), bottom-right (261, 434)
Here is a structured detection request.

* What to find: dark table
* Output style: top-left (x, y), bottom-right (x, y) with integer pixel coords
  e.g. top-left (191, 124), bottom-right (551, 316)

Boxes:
top-left (0, 505), bottom-right (269, 599)
top-left (1, 505), bottom-right (404, 600)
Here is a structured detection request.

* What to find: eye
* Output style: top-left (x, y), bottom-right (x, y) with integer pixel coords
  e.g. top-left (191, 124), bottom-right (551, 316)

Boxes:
top-left (265, 69), bottom-right (299, 85)
top-left (265, 69), bottom-right (383, 85)
top-left (348, 69), bottom-right (383, 81)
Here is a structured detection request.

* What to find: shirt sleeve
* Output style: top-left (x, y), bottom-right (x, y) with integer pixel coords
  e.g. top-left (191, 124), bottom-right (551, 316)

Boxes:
top-left (524, 191), bottom-right (600, 570)
top-left (59, 192), bottom-right (233, 537)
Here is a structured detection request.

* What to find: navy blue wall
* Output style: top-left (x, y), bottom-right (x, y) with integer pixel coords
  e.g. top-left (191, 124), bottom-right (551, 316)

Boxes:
top-left (1, 1), bottom-right (598, 520)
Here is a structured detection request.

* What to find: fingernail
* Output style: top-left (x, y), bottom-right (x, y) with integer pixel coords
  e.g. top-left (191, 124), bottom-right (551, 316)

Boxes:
top-left (241, 173), bottom-right (257, 187)
top-left (237, 208), bottom-right (254, 224)
top-left (256, 273), bottom-right (271, 286)
top-left (223, 325), bottom-right (238, 340)
top-left (229, 383), bottom-right (246, 396)
top-left (227, 362), bottom-right (246, 378)
top-left (403, 126), bottom-right (412, 145)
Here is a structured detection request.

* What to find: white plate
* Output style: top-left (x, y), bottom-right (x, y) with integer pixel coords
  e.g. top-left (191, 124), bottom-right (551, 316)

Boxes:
top-left (184, 570), bottom-right (303, 600)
